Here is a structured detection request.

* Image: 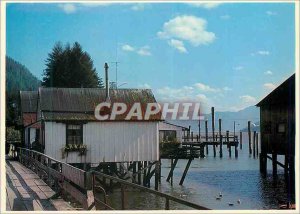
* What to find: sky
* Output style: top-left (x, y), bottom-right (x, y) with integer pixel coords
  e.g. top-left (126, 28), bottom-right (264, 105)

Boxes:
top-left (6, 2), bottom-right (296, 113)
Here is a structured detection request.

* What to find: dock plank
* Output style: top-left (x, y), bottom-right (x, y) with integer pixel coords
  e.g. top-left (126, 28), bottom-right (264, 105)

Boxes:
top-left (5, 159), bottom-right (75, 211)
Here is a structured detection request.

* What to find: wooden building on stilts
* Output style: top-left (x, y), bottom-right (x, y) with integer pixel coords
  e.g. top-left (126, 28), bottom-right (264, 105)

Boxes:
top-left (256, 73), bottom-right (295, 200)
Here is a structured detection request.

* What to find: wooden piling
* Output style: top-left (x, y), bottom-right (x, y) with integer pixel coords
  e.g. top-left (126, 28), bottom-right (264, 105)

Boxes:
top-left (256, 133), bottom-right (259, 157)
top-left (219, 135), bottom-right (223, 158)
top-left (226, 131), bottom-right (231, 157)
top-left (121, 185), bottom-right (126, 210)
top-left (166, 159), bottom-right (178, 186)
top-left (240, 131), bottom-right (243, 150)
top-left (179, 158), bottom-right (193, 185)
top-left (143, 161), bottom-right (148, 186)
top-left (235, 136), bottom-right (238, 158)
top-left (253, 131), bottom-right (256, 158)
top-left (284, 155), bottom-right (289, 179)
top-left (132, 162), bottom-right (136, 183)
top-left (191, 132), bottom-right (193, 142)
top-left (219, 119), bottom-right (222, 158)
top-left (138, 161), bottom-right (142, 185)
top-left (158, 158), bottom-right (161, 183)
top-left (205, 120), bottom-right (208, 155)
top-left (212, 107), bottom-right (216, 157)
top-left (248, 121), bottom-right (252, 155)
top-left (272, 153), bottom-right (278, 178)
top-left (155, 161), bottom-right (159, 190)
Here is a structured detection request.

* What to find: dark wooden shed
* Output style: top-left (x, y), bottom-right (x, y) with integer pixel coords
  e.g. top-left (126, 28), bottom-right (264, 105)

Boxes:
top-left (256, 73), bottom-right (295, 198)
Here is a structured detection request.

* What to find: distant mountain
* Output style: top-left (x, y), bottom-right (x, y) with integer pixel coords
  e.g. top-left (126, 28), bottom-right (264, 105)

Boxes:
top-left (6, 56), bottom-right (41, 93)
top-left (167, 106), bottom-right (260, 133)
top-left (240, 121), bottom-right (260, 132)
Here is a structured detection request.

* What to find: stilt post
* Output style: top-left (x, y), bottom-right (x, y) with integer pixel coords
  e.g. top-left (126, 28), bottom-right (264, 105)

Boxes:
top-left (212, 107), bottom-right (216, 157)
top-left (205, 120), bottom-right (208, 155)
top-left (253, 131), bottom-right (256, 158)
top-left (179, 158), bottom-right (193, 185)
top-left (240, 131), bottom-right (243, 150)
top-left (219, 119), bottom-right (222, 158)
top-left (248, 121), bottom-right (252, 155)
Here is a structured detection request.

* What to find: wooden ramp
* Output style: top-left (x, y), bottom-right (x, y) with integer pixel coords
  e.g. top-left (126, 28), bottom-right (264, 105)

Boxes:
top-left (5, 159), bottom-right (74, 211)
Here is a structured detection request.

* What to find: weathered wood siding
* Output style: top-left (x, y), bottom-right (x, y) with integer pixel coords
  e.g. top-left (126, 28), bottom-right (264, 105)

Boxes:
top-left (260, 104), bottom-right (295, 155)
top-left (44, 121), bottom-right (159, 164)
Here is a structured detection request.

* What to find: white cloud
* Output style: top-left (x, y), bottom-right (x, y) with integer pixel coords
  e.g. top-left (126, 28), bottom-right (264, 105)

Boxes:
top-left (131, 4), bottom-right (146, 11)
top-left (168, 39), bottom-right (187, 53)
top-left (220, 15), bottom-right (230, 20)
top-left (266, 11), bottom-right (277, 16)
top-left (122, 44), bottom-right (135, 52)
top-left (257, 50), bottom-right (270, 55)
top-left (223, 86), bottom-right (232, 91)
top-left (187, 3), bottom-right (222, 9)
top-left (264, 83), bottom-right (276, 90)
top-left (121, 44), bottom-right (151, 56)
top-left (58, 4), bottom-right (77, 14)
top-left (58, 3), bottom-right (113, 13)
top-left (264, 70), bottom-right (273, 75)
top-left (157, 15), bottom-right (216, 48)
top-left (233, 66), bottom-right (244, 71)
top-left (80, 3), bottom-right (113, 7)
top-left (137, 46), bottom-right (151, 56)
top-left (138, 83), bottom-right (151, 89)
top-left (194, 83), bottom-right (220, 93)
top-left (239, 95), bottom-right (257, 103)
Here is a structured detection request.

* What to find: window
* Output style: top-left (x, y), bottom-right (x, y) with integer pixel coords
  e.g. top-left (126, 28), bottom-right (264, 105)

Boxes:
top-left (159, 130), bottom-right (177, 142)
top-left (66, 124), bottom-right (83, 145)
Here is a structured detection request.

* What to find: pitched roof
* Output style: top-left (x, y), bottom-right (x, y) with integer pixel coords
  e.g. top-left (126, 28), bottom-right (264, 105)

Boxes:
top-left (39, 87), bottom-right (162, 121)
top-left (20, 91), bottom-right (38, 113)
top-left (256, 74), bottom-right (295, 107)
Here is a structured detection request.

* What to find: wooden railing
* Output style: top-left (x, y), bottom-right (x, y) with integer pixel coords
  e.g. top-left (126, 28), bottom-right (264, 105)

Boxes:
top-left (16, 148), bottom-right (209, 210)
top-left (91, 170), bottom-right (210, 210)
top-left (17, 148), bottom-right (95, 210)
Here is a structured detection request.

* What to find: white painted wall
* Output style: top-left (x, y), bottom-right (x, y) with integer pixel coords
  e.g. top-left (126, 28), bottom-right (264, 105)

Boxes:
top-left (44, 121), bottom-right (159, 164)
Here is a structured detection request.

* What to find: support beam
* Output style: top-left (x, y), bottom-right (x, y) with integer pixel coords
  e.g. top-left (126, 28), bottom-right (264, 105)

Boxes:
top-left (211, 107), bottom-right (216, 157)
top-left (179, 159), bottom-right (193, 185)
top-left (272, 153), bottom-right (278, 178)
top-left (155, 162), bottom-right (159, 190)
top-left (256, 133), bottom-right (259, 157)
top-left (248, 121), bottom-right (252, 155)
top-left (240, 131), bottom-right (243, 150)
top-left (219, 119), bottom-right (222, 158)
top-left (253, 131), bottom-right (256, 158)
top-left (166, 159), bottom-right (178, 185)
top-left (205, 120), bottom-right (208, 155)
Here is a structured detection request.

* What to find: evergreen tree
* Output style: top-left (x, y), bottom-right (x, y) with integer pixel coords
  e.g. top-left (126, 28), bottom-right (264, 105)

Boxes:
top-left (42, 42), bottom-right (104, 88)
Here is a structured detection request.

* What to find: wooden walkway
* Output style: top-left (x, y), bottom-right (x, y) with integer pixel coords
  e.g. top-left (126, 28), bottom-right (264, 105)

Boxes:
top-left (5, 159), bottom-right (74, 211)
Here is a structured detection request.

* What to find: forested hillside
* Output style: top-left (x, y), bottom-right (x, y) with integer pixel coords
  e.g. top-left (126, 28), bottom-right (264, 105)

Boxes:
top-left (6, 56), bottom-right (41, 125)
top-left (6, 56), bottom-right (40, 92)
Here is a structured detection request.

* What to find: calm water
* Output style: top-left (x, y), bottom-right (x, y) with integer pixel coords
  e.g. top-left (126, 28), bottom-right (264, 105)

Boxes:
top-left (102, 133), bottom-right (293, 210)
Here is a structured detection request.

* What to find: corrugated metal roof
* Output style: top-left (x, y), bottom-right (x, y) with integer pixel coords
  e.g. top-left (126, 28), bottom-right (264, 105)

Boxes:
top-left (256, 74), bottom-right (295, 107)
top-left (20, 91), bottom-right (38, 113)
top-left (39, 88), bottom-right (162, 121)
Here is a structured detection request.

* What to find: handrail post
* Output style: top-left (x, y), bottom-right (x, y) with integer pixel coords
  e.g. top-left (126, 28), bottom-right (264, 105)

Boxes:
top-left (121, 184), bottom-right (126, 210)
top-left (85, 171), bottom-right (93, 190)
top-left (165, 198), bottom-right (170, 210)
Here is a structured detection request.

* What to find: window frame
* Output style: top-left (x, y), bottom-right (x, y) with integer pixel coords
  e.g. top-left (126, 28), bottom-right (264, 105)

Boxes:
top-left (66, 123), bottom-right (83, 145)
